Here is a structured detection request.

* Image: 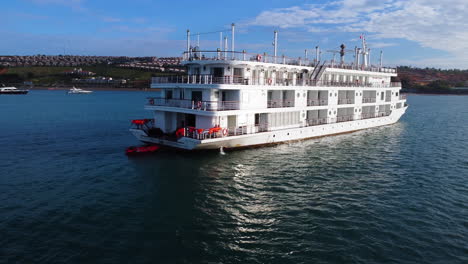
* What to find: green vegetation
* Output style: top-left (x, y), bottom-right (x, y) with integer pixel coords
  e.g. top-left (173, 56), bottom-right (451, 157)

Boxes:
top-left (397, 66), bottom-right (468, 93)
top-left (0, 64), bottom-right (166, 86)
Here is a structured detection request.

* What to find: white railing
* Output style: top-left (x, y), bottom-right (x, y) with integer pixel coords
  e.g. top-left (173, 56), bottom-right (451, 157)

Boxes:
top-left (181, 124), bottom-right (270, 140)
top-left (147, 98), bottom-right (240, 111)
top-left (362, 97), bottom-right (376, 103)
top-left (307, 99), bottom-right (328, 106)
top-left (267, 100), bottom-right (295, 108)
top-left (182, 50), bottom-right (397, 73)
top-left (136, 111), bottom-right (394, 141)
top-left (152, 75), bottom-right (401, 89)
top-left (336, 115), bottom-right (354, 122)
top-left (338, 98), bottom-right (354, 105)
top-left (306, 118), bottom-right (328, 126)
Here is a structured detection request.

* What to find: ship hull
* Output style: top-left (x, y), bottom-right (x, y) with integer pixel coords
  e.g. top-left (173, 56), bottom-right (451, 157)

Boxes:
top-left (131, 107), bottom-right (407, 151)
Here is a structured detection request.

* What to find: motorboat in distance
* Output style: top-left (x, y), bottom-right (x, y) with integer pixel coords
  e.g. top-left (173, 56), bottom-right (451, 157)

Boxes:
top-left (68, 87), bottom-right (93, 94)
top-left (0, 86), bottom-right (29, 94)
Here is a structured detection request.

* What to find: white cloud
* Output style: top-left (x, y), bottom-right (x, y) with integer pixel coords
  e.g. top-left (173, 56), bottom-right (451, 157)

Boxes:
top-left (247, 0), bottom-right (468, 68)
top-left (369, 42), bottom-right (398, 48)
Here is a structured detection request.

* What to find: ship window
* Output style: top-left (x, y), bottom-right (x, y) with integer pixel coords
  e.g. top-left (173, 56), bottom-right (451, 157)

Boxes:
top-left (297, 93), bottom-right (300, 98)
top-left (335, 93), bottom-right (337, 96)
top-left (396, 92), bottom-right (399, 96)
top-left (334, 111), bottom-right (336, 114)
top-left (355, 109), bottom-right (357, 112)
top-left (381, 92), bottom-right (384, 100)
top-left (255, 113), bottom-right (260, 125)
top-left (234, 68), bottom-right (243, 77)
top-left (330, 93), bottom-right (332, 97)
top-left (329, 111), bottom-right (332, 115)
top-left (166, 90), bottom-right (173, 99)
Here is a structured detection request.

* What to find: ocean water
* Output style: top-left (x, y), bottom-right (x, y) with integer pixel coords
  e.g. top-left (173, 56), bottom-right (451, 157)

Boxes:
top-left (0, 91), bottom-right (467, 264)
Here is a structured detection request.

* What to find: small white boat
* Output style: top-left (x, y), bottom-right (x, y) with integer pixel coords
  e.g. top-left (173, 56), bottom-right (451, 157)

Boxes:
top-left (68, 87), bottom-right (93, 94)
top-left (0, 86), bottom-right (29, 94)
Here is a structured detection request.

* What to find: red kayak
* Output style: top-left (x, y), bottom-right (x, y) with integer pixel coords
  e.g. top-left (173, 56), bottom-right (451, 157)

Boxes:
top-left (126, 145), bottom-right (160, 155)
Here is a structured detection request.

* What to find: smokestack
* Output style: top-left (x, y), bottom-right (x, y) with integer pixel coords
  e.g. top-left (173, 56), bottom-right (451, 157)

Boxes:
top-left (304, 49), bottom-right (308, 60)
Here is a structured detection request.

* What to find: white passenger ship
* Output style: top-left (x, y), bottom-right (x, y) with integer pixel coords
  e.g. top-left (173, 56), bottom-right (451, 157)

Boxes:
top-left (130, 24), bottom-right (407, 150)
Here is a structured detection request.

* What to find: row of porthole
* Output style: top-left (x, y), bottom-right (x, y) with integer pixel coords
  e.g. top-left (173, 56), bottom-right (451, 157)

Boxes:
top-left (270, 118), bottom-right (387, 139)
top-left (295, 90), bottom-right (402, 98)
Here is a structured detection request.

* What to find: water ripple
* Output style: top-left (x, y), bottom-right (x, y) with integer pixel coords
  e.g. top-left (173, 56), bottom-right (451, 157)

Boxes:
top-left (1, 92), bottom-right (467, 263)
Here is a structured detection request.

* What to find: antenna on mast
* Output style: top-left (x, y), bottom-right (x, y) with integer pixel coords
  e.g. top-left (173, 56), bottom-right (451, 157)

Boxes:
top-left (273, 30), bottom-right (278, 63)
top-left (231, 23), bottom-right (235, 59)
top-left (326, 44), bottom-right (352, 67)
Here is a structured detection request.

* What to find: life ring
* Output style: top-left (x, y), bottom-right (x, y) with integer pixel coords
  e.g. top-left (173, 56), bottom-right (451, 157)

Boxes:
top-left (222, 128), bottom-right (228, 137)
top-left (149, 98), bottom-right (154, 105)
top-left (256, 54), bottom-right (262, 62)
top-left (267, 78), bottom-right (272, 85)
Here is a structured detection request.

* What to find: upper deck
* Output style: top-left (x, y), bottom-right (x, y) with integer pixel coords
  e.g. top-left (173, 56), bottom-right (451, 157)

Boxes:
top-left (182, 50), bottom-right (397, 74)
top-left (152, 50), bottom-right (399, 89)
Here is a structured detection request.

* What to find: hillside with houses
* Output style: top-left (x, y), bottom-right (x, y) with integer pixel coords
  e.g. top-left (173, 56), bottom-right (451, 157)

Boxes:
top-left (398, 66), bottom-right (468, 93)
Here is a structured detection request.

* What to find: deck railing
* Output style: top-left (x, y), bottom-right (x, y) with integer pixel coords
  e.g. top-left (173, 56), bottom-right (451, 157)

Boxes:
top-left (151, 75), bottom-right (401, 88)
top-left (267, 100), bottom-right (295, 108)
top-left (147, 98), bottom-right (240, 111)
top-left (143, 110), bottom-right (393, 141)
top-left (306, 99), bottom-right (328, 106)
top-left (336, 115), bottom-right (354, 122)
top-left (399, 94), bottom-right (407, 100)
top-left (182, 50), bottom-right (397, 73)
top-left (179, 111), bottom-right (392, 140)
top-left (362, 97), bottom-right (376, 103)
top-left (338, 98), bottom-right (354, 105)
top-left (306, 118), bottom-right (328, 126)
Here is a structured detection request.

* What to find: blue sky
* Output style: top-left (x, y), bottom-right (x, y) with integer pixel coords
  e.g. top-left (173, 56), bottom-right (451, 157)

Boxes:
top-left (2, 0), bottom-right (467, 68)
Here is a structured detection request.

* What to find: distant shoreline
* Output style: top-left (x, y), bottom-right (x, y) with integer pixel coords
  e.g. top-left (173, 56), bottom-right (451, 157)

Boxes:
top-left (25, 87), bottom-right (468, 95)
top-left (401, 88), bottom-right (468, 95)
top-left (29, 86), bottom-right (160, 92)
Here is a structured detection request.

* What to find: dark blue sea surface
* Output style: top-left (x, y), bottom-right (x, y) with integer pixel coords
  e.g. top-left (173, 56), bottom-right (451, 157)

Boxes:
top-left (0, 91), bottom-right (467, 263)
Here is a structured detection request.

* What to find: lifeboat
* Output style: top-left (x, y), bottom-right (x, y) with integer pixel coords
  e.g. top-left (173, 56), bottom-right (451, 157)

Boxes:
top-left (125, 145), bottom-right (160, 155)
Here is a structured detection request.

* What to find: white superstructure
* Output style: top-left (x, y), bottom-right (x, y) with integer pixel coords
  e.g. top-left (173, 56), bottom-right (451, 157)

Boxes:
top-left (131, 25), bottom-right (407, 150)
